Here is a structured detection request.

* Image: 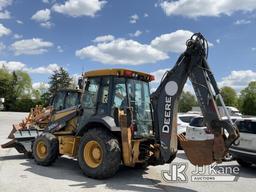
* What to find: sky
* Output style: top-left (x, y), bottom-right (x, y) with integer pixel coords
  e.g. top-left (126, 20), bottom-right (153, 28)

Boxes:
top-left (0, 0), bottom-right (255, 92)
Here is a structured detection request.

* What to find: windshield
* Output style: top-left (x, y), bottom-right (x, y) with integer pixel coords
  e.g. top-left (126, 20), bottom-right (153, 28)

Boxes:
top-left (189, 117), bottom-right (205, 127)
top-left (127, 79), bottom-right (153, 137)
top-left (179, 116), bottom-right (195, 123)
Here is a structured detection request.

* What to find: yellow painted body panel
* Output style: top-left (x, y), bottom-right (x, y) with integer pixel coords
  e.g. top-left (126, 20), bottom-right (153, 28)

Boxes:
top-left (119, 110), bottom-right (145, 166)
top-left (65, 117), bottom-right (78, 132)
top-left (58, 135), bottom-right (80, 157)
top-left (51, 109), bottom-right (77, 121)
top-left (84, 68), bottom-right (154, 81)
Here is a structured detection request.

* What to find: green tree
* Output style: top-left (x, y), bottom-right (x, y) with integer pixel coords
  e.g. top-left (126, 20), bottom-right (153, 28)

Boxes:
top-left (239, 81), bottom-right (256, 115)
top-left (0, 70), bottom-right (19, 110)
top-left (0, 67), bottom-right (12, 98)
top-left (32, 83), bottom-right (49, 100)
top-left (48, 67), bottom-right (72, 95)
top-left (40, 92), bottom-right (51, 107)
top-left (15, 70), bottom-right (33, 99)
top-left (179, 91), bottom-right (197, 112)
top-left (0, 68), bottom-right (35, 111)
top-left (219, 86), bottom-right (238, 107)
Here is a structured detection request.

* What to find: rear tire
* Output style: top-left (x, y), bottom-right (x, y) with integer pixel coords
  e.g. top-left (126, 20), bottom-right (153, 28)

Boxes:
top-left (33, 133), bottom-right (58, 166)
top-left (78, 128), bottom-right (121, 179)
top-left (237, 159), bottom-right (252, 167)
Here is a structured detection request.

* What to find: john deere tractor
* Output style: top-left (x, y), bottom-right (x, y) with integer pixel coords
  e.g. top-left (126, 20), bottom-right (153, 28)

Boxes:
top-left (2, 33), bottom-right (239, 179)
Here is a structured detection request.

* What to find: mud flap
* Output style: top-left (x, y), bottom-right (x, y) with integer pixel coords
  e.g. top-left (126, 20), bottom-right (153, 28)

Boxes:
top-left (178, 134), bottom-right (225, 166)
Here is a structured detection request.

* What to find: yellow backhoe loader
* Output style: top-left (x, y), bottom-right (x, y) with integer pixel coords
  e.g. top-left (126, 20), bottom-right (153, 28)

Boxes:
top-left (1, 33), bottom-right (239, 179)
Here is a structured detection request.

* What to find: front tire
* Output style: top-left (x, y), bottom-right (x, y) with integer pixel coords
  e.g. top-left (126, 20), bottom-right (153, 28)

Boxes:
top-left (33, 133), bottom-right (58, 166)
top-left (78, 128), bottom-right (121, 179)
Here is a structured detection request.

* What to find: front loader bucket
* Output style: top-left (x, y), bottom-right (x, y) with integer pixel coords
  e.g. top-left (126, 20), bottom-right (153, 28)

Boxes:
top-left (1, 105), bottom-right (49, 157)
top-left (1, 139), bottom-right (29, 154)
top-left (2, 129), bottom-right (41, 156)
top-left (7, 105), bottom-right (51, 139)
top-left (7, 124), bottom-right (25, 139)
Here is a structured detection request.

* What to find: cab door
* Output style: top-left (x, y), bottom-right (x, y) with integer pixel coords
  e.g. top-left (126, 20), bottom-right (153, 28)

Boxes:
top-left (78, 77), bottom-right (101, 128)
top-left (97, 77), bottom-right (111, 115)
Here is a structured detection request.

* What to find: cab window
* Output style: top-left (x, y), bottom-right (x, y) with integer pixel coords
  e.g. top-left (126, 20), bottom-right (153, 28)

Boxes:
top-left (83, 78), bottom-right (100, 109)
top-left (112, 78), bottom-right (127, 109)
top-left (65, 92), bottom-right (80, 109)
top-left (98, 77), bottom-right (110, 115)
top-left (53, 92), bottom-right (66, 111)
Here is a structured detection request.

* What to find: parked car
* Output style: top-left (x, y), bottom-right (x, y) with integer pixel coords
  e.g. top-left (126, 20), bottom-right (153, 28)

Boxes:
top-left (177, 113), bottom-right (201, 135)
top-left (177, 113), bottom-right (201, 149)
top-left (230, 118), bottom-right (256, 167)
top-left (218, 106), bottom-right (242, 117)
top-left (192, 106), bottom-right (242, 117)
top-left (186, 115), bottom-right (242, 161)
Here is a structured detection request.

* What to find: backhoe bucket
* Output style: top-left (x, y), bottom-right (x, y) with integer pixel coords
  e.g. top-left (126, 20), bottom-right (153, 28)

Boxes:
top-left (178, 134), bottom-right (214, 166)
top-left (178, 133), bottom-right (226, 166)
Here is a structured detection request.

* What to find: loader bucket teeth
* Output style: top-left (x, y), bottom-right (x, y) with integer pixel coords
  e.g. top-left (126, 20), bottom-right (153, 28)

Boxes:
top-left (7, 127), bottom-right (16, 139)
top-left (7, 126), bottom-right (18, 139)
top-left (7, 123), bottom-right (27, 139)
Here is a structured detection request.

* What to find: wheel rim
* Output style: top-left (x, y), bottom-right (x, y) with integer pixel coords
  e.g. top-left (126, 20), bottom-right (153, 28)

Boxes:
top-left (36, 141), bottom-right (48, 159)
top-left (84, 141), bottom-right (103, 168)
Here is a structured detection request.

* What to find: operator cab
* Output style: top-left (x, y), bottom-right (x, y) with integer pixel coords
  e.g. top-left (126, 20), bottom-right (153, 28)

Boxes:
top-left (80, 69), bottom-right (155, 138)
top-left (51, 89), bottom-right (81, 112)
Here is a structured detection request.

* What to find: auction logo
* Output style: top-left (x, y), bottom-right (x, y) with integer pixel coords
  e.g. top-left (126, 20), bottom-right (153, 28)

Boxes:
top-left (162, 163), bottom-right (240, 182)
top-left (161, 163), bottom-right (188, 183)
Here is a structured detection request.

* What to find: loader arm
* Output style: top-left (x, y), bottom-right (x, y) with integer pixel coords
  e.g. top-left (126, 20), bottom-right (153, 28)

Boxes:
top-left (151, 33), bottom-right (239, 164)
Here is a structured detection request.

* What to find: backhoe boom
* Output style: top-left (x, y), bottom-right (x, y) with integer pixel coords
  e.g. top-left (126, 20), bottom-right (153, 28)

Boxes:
top-left (151, 33), bottom-right (239, 164)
